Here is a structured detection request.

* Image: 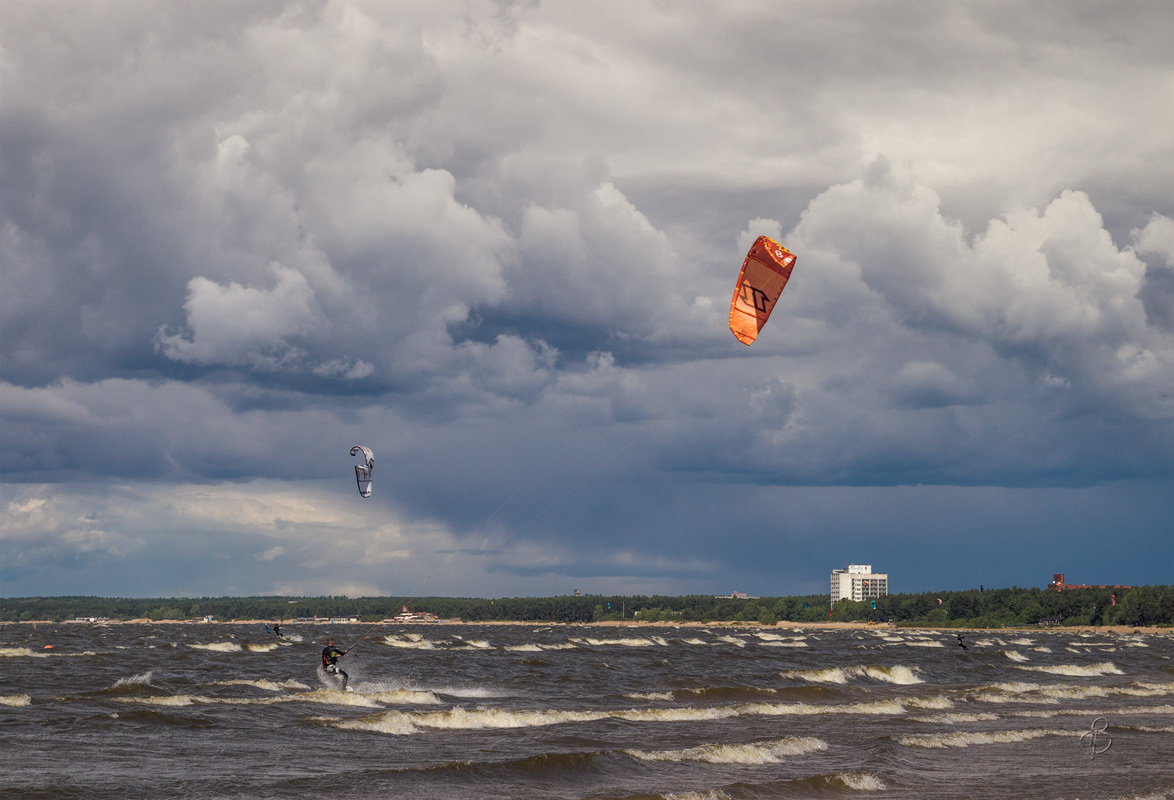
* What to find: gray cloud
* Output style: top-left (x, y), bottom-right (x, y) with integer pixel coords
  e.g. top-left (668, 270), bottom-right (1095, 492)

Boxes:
top-left (2, 1), bottom-right (1172, 597)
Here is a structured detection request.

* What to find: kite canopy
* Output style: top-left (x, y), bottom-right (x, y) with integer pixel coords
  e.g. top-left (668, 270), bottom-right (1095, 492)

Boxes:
top-left (728, 235), bottom-right (797, 345)
top-left (350, 445), bottom-right (374, 498)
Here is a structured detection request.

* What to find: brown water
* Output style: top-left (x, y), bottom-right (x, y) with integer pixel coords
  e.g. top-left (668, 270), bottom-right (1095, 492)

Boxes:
top-left (2, 623), bottom-right (1171, 799)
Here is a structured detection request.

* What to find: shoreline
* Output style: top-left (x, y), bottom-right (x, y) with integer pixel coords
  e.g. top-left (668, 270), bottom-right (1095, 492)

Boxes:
top-left (5, 619), bottom-right (1170, 635)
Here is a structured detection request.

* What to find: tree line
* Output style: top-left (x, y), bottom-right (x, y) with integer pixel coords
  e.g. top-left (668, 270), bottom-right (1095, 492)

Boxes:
top-left (2, 585), bottom-right (1172, 627)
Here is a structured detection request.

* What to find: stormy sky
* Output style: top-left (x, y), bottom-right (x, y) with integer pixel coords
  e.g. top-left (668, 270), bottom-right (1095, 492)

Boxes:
top-left (3, 1), bottom-right (1172, 599)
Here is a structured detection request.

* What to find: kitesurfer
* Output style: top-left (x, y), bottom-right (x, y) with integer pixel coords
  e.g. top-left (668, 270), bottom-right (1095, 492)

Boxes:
top-left (321, 638), bottom-right (348, 690)
top-left (272, 623), bottom-right (282, 638)
top-left (956, 633), bottom-right (968, 651)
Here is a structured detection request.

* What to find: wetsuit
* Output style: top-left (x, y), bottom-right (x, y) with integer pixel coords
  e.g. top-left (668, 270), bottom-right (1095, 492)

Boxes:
top-left (321, 644), bottom-right (348, 689)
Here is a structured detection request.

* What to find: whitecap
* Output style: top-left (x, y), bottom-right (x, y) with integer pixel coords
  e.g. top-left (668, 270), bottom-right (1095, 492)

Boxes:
top-left (0, 647), bottom-right (51, 658)
top-left (452, 638), bottom-right (493, 650)
top-left (664, 791), bottom-right (732, 800)
top-left (381, 635), bottom-right (436, 650)
top-left (911, 711), bottom-right (1001, 724)
top-left (834, 772), bottom-right (887, 791)
top-left (113, 671), bottom-right (153, 687)
top-left (740, 699), bottom-right (907, 717)
top-left (625, 736), bottom-right (826, 764)
top-left (896, 728), bottom-right (1070, 748)
top-left (1016, 662), bottom-right (1123, 677)
top-left (112, 694), bottom-right (200, 706)
top-left (617, 706), bottom-right (740, 723)
top-left (208, 679), bottom-right (310, 691)
top-left (906, 695), bottom-right (953, 710)
top-left (625, 691), bottom-right (674, 701)
top-left (430, 685), bottom-right (510, 699)
top-left (243, 643), bottom-right (278, 653)
top-left (780, 664), bottom-right (922, 685)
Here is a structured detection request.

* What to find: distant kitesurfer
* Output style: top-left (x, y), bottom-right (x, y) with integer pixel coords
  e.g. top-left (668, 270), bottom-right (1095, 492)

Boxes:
top-left (956, 633), bottom-right (968, 651)
top-left (321, 638), bottom-right (348, 690)
top-left (273, 623), bottom-right (283, 638)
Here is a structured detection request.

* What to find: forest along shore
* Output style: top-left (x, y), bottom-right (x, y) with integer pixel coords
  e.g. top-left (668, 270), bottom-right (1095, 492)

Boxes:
top-left (8, 619), bottom-right (1171, 634)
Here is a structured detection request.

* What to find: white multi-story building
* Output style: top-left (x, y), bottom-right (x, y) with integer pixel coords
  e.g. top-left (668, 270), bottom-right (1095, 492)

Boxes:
top-left (830, 564), bottom-right (888, 604)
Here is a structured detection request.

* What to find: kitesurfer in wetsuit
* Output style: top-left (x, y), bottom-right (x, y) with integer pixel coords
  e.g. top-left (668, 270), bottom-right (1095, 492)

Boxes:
top-left (272, 623), bottom-right (282, 638)
top-left (956, 633), bottom-right (968, 651)
top-left (321, 638), bottom-right (348, 690)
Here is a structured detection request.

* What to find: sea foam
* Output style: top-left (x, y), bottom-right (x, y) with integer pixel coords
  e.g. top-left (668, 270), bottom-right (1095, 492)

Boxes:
top-left (781, 664), bottom-right (922, 685)
top-left (208, 678), bottom-right (311, 691)
top-left (0, 647), bottom-right (51, 658)
top-left (896, 728), bottom-right (1070, 748)
top-left (834, 772), bottom-right (887, 791)
top-left (381, 634), bottom-right (436, 650)
top-left (1016, 661), bottom-right (1123, 677)
top-left (625, 736), bottom-right (827, 764)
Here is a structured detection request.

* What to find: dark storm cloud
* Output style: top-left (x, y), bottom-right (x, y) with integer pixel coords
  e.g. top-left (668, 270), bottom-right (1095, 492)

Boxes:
top-left (2, 2), bottom-right (1172, 596)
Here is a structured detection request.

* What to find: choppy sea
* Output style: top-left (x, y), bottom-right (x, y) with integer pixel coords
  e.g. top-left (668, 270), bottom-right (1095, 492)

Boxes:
top-left (2, 622), bottom-right (1172, 799)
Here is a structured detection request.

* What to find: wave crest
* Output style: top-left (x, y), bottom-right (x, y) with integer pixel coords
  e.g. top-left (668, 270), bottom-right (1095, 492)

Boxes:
top-left (626, 736), bottom-right (827, 764)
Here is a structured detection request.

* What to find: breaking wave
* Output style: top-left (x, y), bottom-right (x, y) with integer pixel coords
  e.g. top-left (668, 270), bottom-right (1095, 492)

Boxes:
top-left (834, 772), bottom-right (887, 791)
top-left (570, 636), bottom-right (668, 647)
top-left (504, 642), bottom-right (576, 652)
top-left (208, 678), bottom-right (311, 691)
top-left (911, 711), bottom-right (1001, 724)
top-left (1015, 662), bottom-right (1123, 677)
top-left (896, 728), bottom-right (1071, 748)
top-left (0, 647), bottom-right (51, 658)
top-left (381, 634), bottom-right (436, 650)
top-left (113, 671), bottom-right (154, 687)
top-left (625, 691), bottom-right (675, 701)
top-left (0, 694), bottom-right (32, 706)
top-left (332, 696), bottom-right (909, 736)
top-left (781, 664), bottom-right (923, 684)
top-left (625, 736), bottom-right (827, 764)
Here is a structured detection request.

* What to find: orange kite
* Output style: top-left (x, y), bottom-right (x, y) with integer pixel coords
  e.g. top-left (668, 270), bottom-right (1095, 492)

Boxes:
top-left (728, 235), bottom-right (797, 345)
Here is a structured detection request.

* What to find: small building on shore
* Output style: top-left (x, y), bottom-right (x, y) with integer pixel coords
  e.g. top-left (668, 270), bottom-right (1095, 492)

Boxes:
top-left (830, 564), bottom-right (888, 604)
top-left (384, 605), bottom-right (440, 623)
